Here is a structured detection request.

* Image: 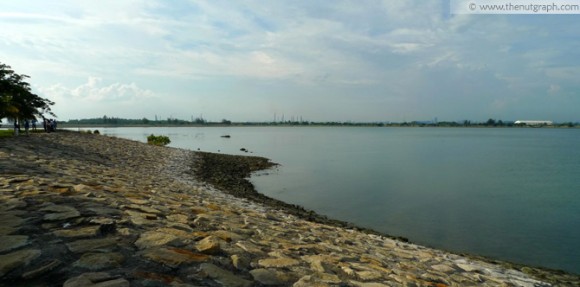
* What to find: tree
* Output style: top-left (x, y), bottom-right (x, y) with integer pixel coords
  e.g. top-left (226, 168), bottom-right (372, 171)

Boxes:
top-left (0, 62), bottom-right (55, 123)
top-left (485, 118), bottom-right (496, 126)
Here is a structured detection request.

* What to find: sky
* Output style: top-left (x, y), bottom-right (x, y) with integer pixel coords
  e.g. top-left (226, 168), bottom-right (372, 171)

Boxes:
top-left (1, 1), bottom-right (579, 123)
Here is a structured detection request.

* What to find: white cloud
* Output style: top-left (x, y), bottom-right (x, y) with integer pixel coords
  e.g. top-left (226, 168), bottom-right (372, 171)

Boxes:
top-left (37, 77), bottom-right (156, 120)
top-left (2, 1), bottom-right (580, 122)
top-left (42, 77), bottom-right (155, 103)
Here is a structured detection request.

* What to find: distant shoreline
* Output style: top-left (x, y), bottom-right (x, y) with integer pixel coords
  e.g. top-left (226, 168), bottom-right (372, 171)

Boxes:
top-left (57, 123), bottom-right (579, 129)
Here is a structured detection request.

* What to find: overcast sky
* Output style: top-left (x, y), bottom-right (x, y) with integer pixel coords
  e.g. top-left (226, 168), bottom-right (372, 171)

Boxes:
top-left (1, 1), bottom-right (579, 122)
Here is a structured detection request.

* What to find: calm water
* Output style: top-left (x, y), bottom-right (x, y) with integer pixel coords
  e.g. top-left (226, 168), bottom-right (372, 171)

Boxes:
top-left (91, 126), bottom-right (580, 274)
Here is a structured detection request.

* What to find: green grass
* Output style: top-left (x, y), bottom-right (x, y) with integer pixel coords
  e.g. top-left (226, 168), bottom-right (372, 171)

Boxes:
top-left (0, 130), bottom-right (14, 138)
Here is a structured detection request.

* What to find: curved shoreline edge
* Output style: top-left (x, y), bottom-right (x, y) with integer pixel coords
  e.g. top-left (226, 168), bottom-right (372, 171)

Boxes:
top-left (192, 151), bottom-right (410, 242)
top-left (191, 150), bottom-right (579, 279)
top-left (0, 131), bottom-right (578, 286)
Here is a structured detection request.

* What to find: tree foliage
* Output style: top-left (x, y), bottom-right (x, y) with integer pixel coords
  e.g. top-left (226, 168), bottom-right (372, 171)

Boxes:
top-left (0, 62), bottom-right (55, 122)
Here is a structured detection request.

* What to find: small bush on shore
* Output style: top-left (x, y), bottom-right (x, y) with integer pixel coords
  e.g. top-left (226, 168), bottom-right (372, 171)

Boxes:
top-left (147, 134), bottom-right (171, 146)
top-left (93, 130), bottom-right (100, 134)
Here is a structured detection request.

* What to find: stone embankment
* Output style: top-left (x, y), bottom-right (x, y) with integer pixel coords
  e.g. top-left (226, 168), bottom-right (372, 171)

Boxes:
top-left (0, 131), bottom-right (578, 286)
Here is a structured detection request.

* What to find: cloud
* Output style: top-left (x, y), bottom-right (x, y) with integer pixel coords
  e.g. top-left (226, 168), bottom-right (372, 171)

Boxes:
top-left (70, 77), bottom-right (155, 102)
top-left (37, 77), bottom-right (157, 119)
top-left (41, 77), bottom-right (154, 103)
top-left (2, 1), bottom-right (580, 122)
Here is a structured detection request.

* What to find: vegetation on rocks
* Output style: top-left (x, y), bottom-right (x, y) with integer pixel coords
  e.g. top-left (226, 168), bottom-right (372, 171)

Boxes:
top-left (147, 134), bottom-right (170, 146)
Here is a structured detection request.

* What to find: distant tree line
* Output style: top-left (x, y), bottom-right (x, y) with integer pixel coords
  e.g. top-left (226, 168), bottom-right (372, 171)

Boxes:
top-left (67, 116), bottom-right (200, 126)
top-left (63, 117), bottom-right (578, 128)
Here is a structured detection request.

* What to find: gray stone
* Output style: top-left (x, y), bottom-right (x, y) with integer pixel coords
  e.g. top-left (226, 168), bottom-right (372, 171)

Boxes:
top-left (0, 249), bottom-right (41, 277)
top-left (356, 270), bottom-right (384, 281)
top-left (198, 263), bottom-right (252, 287)
top-left (293, 273), bottom-right (342, 287)
top-left (212, 230), bottom-right (246, 242)
top-left (53, 226), bottom-right (100, 238)
top-left (166, 213), bottom-right (189, 224)
top-left (73, 252), bottom-right (125, 270)
top-left (0, 198), bottom-right (27, 210)
top-left (140, 247), bottom-right (210, 268)
top-left (235, 241), bottom-right (266, 256)
top-left (349, 281), bottom-right (392, 287)
top-left (258, 257), bottom-right (300, 268)
top-left (135, 231), bottom-right (179, 249)
top-left (0, 213), bottom-right (25, 235)
top-left (0, 235), bottom-right (29, 253)
top-left (41, 205), bottom-right (81, 221)
top-left (126, 204), bottom-right (162, 215)
top-left (22, 259), bottom-right (62, 279)
top-left (250, 268), bottom-right (297, 286)
top-left (63, 272), bottom-right (130, 287)
top-left (231, 254), bottom-right (251, 271)
top-left (457, 263), bottom-right (481, 272)
top-left (196, 236), bottom-right (221, 254)
top-left (431, 264), bottom-right (456, 274)
top-left (66, 237), bottom-right (117, 253)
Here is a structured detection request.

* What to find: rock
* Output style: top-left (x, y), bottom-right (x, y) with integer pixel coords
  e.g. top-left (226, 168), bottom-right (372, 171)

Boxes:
top-left (22, 259), bottom-right (62, 279)
top-left (0, 235), bottom-right (29, 253)
top-left (356, 270), bottom-right (384, 281)
top-left (431, 264), bottom-right (456, 274)
top-left (140, 247), bottom-right (210, 268)
top-left (0, 213), bottom-right (25, 235)
top-left (87, 207), bottom-right (121, 217)
top-left (231, 254), bottom-right (251, 271)
top-left (45, 211), bottom-right (81, 221)
top-left (63, 272), bottom-right (129, 287)
top-left (135, 231), bottom-right (179, 249)
top-left (250, 268), bottom-right (298, 286)
top-left (456, 263), bottom-right (481, 273)
top-left (166, 214), bottom-right (189, 224)
top-left (293, 273), bottom-right (342, 287)
top-left (213, 230), bottom-right (246, 242)
top-left (53, 226), bottom-right (100, 238)
top-left (349, 281), bottom-right (392, 287)
top-left (125, 204), bottom-right (162, 215)
top-left (73, 252), bottom-right (125, 270)
top-left (66, 237), bottom-right (117, 253)
top-left (0, 249), bottom-right (41, 277)
top-left (235, 241), bottom-right (266, 256)
top-left (197, 263), bottom-right (252, 287)
top-left (39, 206), bottom-right (78, 213)
top-left (196, 236), bottom-right (222, 255)
top-left (156, 227), bottom-right (192, 238)
top-left (73, 184), bottom-right (90, 192)
top-left (125, 210), bottom-right (158, 226)
top-left (258, 257), bottom-right (300, 268)
top-left (0, 198), bottom-right (27, 211)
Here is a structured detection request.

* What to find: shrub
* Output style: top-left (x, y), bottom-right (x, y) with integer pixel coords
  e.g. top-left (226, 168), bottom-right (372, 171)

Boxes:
top-left (93, 130), bottom-right (100, 134)
top-left (147, 134), bottom-right (171, 146)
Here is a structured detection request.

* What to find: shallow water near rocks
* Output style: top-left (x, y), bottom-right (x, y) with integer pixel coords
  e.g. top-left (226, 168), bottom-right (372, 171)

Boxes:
top-left (91, 126), bottom-right (580, 274)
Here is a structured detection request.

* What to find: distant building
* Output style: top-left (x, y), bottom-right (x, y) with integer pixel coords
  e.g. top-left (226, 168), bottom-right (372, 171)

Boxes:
top-left (514, 120), bottom-right (553, 126)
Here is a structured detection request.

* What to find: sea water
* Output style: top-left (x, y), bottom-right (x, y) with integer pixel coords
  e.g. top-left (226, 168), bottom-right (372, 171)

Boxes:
top-left (92, 126), bottom-right (580, 274)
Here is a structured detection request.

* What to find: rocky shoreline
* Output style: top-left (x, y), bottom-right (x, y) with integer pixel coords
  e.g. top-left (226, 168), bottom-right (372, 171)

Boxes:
top-left (192, 152), bottom-right (408, 241)
top-left (0, 131), bottom-right (578, 286)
